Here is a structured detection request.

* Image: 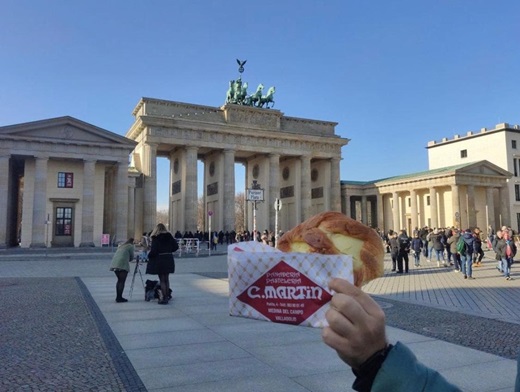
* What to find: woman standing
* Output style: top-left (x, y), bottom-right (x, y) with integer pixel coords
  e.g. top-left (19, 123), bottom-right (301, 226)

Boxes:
top-left (146, 223), bottom-right (179, 304)
top-left (109, 238), bottom-right (135, 303)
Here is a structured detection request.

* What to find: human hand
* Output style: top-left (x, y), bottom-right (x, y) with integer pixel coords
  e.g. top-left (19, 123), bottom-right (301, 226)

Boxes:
top-left (322, 278), bottom-right (388, 369)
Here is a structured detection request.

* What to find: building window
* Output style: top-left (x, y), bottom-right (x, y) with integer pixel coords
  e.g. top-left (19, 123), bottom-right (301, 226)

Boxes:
top-left (517, 213), bottom-right (520, 234)
top-left (55, 207), bottom-right (72, 236)
top-left (57, 172), bottom-right (74, 188)
top-left (513, 140), bottom-right (517, 149)
top-left (516, 185), bottom-right (520, 201)
top-left (426, 196), bottom-right (430, 206)
top-left (515, 159), bottom-right (518, 177)
top-left (408, 197), bottom-right (411, 207)
top-left (460, 150), bottom-right (467, 158)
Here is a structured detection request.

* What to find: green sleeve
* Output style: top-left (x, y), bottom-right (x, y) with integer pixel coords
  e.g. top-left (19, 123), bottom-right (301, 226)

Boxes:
top-left (371, 342), bottom-right (462, 392)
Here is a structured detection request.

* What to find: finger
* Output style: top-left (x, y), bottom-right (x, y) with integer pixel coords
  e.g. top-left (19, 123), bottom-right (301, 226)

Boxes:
top-left (329, 292), bottom-right (367, 327)
top-left (329, 277), bottom-right (382, 317)
top-left (326, 302), bottom-right (356, 338)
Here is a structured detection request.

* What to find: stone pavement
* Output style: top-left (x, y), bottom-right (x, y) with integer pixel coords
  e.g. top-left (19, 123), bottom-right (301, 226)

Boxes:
top-left (0, 247), bottom-right (518, 391)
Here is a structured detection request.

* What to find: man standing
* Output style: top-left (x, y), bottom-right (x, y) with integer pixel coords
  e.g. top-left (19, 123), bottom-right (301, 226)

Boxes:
top-left (397, 230), bottom-right (411, 273)
top-left (447, 228), bottom-right (461, 272)
top-left (388, 232), bottom-right (399, 272)
top-left (496, 230), bottom-right (516, 280)
top-left (460, 229), bottom-right (475, 279)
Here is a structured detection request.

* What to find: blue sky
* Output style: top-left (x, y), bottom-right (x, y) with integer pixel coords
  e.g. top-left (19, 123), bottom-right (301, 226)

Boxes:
top-left (2, 1), bottom-right (520, 209)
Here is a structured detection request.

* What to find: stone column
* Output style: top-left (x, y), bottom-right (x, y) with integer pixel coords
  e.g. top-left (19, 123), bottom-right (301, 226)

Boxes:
top-left (429, 187), bottom-right (438, 229)
top-left (467, 185), bottom-right (476, 228)
top-left (0, 155), bottom-right (10, 248)
top-left (499, 185), bottom-right (511, 227)
top-left (31, 156), bottom-right (48, 248)
top-left (128, 177), bottom-right (136, 239)
top-left (392, 192), bottom-right (400, 231)
top-left (345, 193), bottom-right (352, 218)
top-left (223, 149), bottom-right (235, 232)
top-left (486, 187), bottom-right (496, 230)
top-left (330, 157), bottom-right (341, 211)
top-left (376, 193), bottom-right (384, 230)
top-left (269, 153), bottom-right (280, 231)
top-left (115, 160), bottom-right (129, 243)
top-left (451, 184), bottom-right (460, 228)
top-left (143, 143), bottom-right (157, 232)
top-left (79, 159), bottom-right (96, 247)
top-left (185, 146), bottom-right (198, 232)
top-left (361, 196), bottom-right (368, 225)
top-left (410, 190), bottom-right (418, 232)
top-left (300, 155), bottom-right (312, 221)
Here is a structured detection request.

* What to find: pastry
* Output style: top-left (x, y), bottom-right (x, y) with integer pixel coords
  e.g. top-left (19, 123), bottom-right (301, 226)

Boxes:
top-left (277, 211), bottom-right (384, 286)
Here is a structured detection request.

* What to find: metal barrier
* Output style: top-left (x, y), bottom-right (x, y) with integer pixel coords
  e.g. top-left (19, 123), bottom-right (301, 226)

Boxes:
top-left (177, 238), bottom-right (200, 256)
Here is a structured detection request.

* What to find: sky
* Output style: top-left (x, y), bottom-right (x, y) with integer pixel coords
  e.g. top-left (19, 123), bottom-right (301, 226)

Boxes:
top-left (2, 1), bottom-right (520, 210)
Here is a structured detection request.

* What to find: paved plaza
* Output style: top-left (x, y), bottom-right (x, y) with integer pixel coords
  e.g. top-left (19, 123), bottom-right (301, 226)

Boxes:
top-left (0, 246), bottom-right (518, 391)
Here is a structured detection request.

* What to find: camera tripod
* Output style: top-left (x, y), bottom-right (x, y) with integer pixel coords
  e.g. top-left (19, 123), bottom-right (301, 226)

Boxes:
top-left (129, 252), bottom-right (146, 298)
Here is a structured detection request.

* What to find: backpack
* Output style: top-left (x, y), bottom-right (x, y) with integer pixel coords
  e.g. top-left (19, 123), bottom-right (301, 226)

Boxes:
top-left (456, 237), bottom-right (466, 256)
top-left (399, 236), bottom-right (410, 251)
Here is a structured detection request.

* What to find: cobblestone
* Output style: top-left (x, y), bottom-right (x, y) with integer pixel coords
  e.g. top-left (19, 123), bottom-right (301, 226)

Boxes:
top-left (0, 277), bottom-right (145, 391)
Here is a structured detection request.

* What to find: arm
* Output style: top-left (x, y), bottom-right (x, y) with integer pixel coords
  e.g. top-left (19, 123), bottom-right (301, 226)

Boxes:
top-left (322, 278), bottom-right (461, 392)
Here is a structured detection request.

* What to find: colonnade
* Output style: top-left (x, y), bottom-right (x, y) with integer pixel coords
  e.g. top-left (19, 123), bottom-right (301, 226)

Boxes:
top-left (137, 144), bottom-right (342, 236)
top-left (345, 182), bottom-right (510, 233)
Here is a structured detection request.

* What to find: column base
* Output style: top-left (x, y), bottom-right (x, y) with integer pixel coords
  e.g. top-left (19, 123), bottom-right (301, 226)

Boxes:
top-left (79, 242), bottom-right (95, 248)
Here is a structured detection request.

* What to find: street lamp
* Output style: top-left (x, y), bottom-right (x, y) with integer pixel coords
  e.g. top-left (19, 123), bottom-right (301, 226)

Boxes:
top-left (246, 180), bottom-right (264, 239)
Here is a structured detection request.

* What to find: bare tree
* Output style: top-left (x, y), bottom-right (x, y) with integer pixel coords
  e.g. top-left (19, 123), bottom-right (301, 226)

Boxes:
top-left (197, 196), bottom-right (204, 231)
top-left (235, 192), bottom-right (245, 232)
top-left (156, 209), bottom-right (169, 230)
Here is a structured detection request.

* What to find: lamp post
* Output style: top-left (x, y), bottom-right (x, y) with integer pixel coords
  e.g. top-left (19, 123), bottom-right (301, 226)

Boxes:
top-left (274, 198), bottom-right (282, 248)
top-left (208, 210), bottom-right (213, 256)
top-left (246, 180), bottom-right (264, 240)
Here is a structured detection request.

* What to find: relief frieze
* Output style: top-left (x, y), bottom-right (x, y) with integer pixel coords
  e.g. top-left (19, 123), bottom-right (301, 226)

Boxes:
top-left (147, 125), bottom-right (340, 155)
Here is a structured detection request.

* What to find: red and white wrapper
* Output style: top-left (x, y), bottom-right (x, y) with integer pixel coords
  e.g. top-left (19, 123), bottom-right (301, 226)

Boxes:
top-left (227, 242), bottom-right (353, 328)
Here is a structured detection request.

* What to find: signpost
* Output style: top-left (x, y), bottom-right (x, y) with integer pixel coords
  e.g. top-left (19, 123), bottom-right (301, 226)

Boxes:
top-left (274, 198), bottom-right (282, 248)
top-left (246, 180), bottom-right (264, 238)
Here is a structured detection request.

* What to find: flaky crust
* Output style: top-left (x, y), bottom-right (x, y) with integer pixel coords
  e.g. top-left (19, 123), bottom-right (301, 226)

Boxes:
top-left (277, 211), bottom-right (384, 286)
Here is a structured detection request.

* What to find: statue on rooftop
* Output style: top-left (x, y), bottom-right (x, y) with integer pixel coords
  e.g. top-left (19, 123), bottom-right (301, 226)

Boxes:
top-left (224, 60), bottom-right (276, 108)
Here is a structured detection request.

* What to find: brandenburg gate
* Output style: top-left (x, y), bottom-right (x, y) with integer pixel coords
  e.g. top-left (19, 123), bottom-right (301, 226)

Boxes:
top-left (126, 98), bottom-right (348, 235)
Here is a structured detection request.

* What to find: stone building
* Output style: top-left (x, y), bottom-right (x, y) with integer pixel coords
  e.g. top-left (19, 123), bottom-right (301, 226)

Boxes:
top-left (427, 123), bottom-right (520, 231)
top-left (0, 117), bottom-right (137, 248)
top-left (341, 161), bottom-right (511, 234)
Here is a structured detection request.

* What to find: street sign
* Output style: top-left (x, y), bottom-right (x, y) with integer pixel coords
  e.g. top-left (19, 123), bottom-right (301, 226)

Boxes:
top-left (246, 188), bottom-right (264, 201)
top-left (274, 198), bottom-right (282, 211)
top-left (208, 210), bottom-right (213, 216)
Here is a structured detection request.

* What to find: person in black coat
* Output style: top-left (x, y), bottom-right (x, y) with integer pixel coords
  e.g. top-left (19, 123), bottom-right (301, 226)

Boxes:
top-left (411, 233), bottom-right (423, 267)
top-left (146, 223), bottom-right (179, 304)
top-left (388, 232), bottom-right (399, 272)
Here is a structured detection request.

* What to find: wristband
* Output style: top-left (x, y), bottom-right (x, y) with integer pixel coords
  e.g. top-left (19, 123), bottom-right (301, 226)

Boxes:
top-left (352, 344), bottom-right (393, 392)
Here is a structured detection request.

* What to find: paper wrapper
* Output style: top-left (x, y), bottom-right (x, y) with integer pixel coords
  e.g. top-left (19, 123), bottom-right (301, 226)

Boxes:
top-left (228, 241), bottom-right (353, 328)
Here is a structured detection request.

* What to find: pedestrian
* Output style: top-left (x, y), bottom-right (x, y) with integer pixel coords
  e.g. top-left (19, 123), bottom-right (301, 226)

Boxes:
top-left (492, 229), bottom-right (503, 272)
top-left (411, 233), bottom-right (423, 267)
top-left (447, 228), bottom-right (461, 272)
top-left (496, 230), bottom-right (516, 280)
top-left (109, 238), bottom-right (135, 303)
top-left (444, 227), bottom-right (453, 265)
top-left (431, 229), bottom-right (447, 267)
top-left (396, 230), bottom-right (411, 273)
top-left (460, 229), bottom-right (475, 279)
top-left (426, 228), bottom-right (434, 262)
top-left (472, 228), bottom-right (484, 266)
top-left (388, 232), bottom-right (399, 272)
top-left (146, 223), bottom-right (179, 304)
